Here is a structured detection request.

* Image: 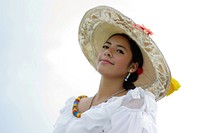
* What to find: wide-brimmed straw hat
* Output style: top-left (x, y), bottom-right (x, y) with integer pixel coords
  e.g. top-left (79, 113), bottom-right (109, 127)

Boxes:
top-left (78, 6), bottom-right (171, 101)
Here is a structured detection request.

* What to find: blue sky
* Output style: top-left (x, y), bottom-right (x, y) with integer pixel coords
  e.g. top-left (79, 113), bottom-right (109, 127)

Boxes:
top-left (0, 0), bottom-right (200, 132)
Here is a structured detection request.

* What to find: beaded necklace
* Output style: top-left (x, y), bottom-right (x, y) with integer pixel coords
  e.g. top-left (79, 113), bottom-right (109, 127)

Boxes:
top-left (72, 89), bottom-right (126, 118)
top-left (72, 95), bottom-right (88, 118)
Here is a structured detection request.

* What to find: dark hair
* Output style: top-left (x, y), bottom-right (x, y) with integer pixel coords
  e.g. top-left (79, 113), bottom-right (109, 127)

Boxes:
top-left (109, 33), bottom-right (144, 90)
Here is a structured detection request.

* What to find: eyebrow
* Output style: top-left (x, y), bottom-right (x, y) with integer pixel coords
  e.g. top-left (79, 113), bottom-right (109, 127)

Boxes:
top-left (105, 41), bottom-right (128, 52)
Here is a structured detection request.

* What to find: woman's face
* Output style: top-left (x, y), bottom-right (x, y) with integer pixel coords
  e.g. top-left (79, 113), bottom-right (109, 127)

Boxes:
top-left (96, 34), bottom-right (136, 79)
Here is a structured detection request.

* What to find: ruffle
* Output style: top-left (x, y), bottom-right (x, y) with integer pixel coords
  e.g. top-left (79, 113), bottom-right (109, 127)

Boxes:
top-left (53, 97), bottom-right (75, 132)
top-left (53, 87), bottom-right (157, 133)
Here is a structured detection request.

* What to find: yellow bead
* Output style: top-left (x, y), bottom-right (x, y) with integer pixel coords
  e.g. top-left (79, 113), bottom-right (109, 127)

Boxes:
top-left (77, 113), bottom-right (81, 118)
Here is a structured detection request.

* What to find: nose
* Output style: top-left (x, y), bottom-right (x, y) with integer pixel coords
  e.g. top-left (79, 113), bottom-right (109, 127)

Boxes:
top-left (104, 49), bottom-right (112, 58)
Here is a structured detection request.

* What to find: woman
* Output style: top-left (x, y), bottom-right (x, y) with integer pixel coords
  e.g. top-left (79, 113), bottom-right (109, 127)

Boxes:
top-left (53, 6), bottom-right (180, 133)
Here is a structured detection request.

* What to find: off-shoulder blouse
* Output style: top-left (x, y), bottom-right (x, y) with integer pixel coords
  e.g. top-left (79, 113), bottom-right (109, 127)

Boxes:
top-left (53, 87), bottom-right (157, 133)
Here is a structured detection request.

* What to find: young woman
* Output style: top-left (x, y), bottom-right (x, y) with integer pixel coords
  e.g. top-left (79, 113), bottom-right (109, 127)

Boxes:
top-left (53, 6), bottom-right (180, 133)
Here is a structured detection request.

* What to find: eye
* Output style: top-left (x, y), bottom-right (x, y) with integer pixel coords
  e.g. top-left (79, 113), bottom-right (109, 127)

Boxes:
top-left (102, 45), bottom-right (109, 49)
top-left (117, 49), bottom-right (124, 54)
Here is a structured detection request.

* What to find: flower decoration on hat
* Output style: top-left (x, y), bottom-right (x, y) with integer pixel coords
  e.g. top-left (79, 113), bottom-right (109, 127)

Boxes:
top-left (167, 78), bottom-right (181, 96)
top-left (137, 68), bottom-right (143, 75)
top-left (133, 24), bottom-right (153, 35)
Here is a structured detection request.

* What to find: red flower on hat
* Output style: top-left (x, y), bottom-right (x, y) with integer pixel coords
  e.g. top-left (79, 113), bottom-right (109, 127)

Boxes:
top-left (137, 68), bottom-right (143, 75)
top-left (133, 24), bottom-right (153, 35)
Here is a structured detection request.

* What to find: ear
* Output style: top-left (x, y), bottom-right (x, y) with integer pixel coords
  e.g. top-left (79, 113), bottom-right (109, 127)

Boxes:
top-left (128, 62), bottom-right (139, 73)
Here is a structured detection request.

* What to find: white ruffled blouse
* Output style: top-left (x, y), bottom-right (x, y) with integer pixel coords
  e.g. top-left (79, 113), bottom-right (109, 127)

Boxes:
top-left (53, 87), bottom-right (157, 133)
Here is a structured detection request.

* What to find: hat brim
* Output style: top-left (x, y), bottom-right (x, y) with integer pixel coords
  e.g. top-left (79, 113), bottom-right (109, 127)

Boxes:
top-left (78, 6), bottom-right (171, 101)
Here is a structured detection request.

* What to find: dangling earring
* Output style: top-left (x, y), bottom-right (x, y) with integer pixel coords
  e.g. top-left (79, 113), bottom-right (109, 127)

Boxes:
top-left (125, 72), bottom-right (131, 81)
top-left (125, 69), bottom-right (134, 81)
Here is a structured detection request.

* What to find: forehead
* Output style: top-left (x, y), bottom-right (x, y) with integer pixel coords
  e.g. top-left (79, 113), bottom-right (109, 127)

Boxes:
top-left (106, 34), bottom-right (131, 48)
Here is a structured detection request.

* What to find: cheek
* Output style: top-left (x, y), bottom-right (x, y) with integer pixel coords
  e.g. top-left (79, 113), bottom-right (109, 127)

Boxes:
top-left (118, 55), bottom-right (131, 66)
top-left (118, 62), bottom-right (129, 71)
top-left (97, 50), bottom-right (104, 59)
top-left (115, 57), bottom-right (131, 71)
top-left (96, 52), bottom-right (103, 66)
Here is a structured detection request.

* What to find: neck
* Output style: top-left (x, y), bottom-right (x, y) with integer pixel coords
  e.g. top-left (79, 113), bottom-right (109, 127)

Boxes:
top-left (96, 76), bottom-right (126, 101)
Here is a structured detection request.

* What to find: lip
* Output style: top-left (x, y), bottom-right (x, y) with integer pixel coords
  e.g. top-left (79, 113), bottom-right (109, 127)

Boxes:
top-left (100, 59), bottom-right (114, 65)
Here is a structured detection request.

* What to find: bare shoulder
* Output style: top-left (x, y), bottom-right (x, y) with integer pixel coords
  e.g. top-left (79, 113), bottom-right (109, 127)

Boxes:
top-left (78, 96), bottom-right (92, 113)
